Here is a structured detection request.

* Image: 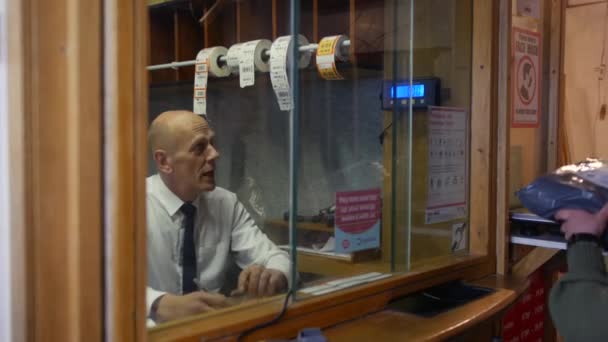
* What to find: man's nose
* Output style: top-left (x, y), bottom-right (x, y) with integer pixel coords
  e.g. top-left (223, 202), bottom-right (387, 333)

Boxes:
top-left (207, 145), bottom-right (220, 160)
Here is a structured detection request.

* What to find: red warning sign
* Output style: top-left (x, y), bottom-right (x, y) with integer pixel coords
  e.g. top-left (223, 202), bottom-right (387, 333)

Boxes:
top-left (512, 28), bottom-right (541, 128)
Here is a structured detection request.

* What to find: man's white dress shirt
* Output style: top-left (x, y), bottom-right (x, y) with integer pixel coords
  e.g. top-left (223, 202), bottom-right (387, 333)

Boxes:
top-left (146, 174), bottom-right (290, 317)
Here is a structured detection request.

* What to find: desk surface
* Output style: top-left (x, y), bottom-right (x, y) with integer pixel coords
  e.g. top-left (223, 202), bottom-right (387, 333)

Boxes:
top-left (298, 251), bottom-right (389, 277)
top-left (265, 219), bottom-right (334, 233)
top-left (323, 275), bottom-right (526, 341)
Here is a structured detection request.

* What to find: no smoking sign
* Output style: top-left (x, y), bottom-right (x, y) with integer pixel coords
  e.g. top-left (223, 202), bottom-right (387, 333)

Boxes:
top-left (512, 28), bottom-right (541, 127)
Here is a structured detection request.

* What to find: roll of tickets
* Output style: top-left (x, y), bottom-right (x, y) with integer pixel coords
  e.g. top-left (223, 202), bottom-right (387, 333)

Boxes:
top-left (200, 46), bottom-right (230, 77)
top-left (192, 47), bottom-right (229, 115)
top-left (226, 43), bottom-right (243, 75)
top-left (236, 39), bottom-right (272, 88)
top-left (316, 35), bottom-right (348, 80)
top-left (193, 49), bottom-right (210, 115)
top-left (269, 34), bottom-right (311, 111)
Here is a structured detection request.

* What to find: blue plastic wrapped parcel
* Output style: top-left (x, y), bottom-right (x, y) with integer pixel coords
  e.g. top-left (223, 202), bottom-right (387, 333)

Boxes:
top-left (516, 158), bottom-right (608, 220)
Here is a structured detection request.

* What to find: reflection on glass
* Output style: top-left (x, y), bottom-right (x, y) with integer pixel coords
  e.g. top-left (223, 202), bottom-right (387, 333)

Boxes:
top-left (145, 0), bottom-right (472, 328)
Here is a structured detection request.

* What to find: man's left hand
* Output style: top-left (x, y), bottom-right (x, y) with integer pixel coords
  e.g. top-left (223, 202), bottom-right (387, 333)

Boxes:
top-left (231, 264), bottom-right (287, 298)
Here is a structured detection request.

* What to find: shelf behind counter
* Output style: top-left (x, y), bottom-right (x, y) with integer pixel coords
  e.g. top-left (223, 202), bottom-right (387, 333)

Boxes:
top-left (509, 211), bottom-right (608, 255)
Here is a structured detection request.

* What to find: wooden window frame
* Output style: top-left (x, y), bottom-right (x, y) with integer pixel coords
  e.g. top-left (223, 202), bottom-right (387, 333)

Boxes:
top-left (143, 0), bottom-right (499, 340)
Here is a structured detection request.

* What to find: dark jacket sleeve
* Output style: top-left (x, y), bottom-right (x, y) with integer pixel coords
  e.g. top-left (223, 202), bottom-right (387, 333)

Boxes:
top-left (549, 241), bottom-right (608, 341)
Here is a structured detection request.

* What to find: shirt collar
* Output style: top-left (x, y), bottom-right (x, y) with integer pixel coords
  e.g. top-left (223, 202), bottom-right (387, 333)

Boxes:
top-left (152, 174), bottom-right (200, 217)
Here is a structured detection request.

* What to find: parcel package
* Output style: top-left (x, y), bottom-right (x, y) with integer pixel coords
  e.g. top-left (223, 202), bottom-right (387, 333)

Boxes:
top-left (516, 158), bottom-right (608, 220)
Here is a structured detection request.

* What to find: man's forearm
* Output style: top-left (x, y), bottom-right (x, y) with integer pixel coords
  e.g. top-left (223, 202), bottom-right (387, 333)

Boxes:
top-left (549, 241), bottom-right (608, 340)
top-left (567, 240), bottom-right (606, 277)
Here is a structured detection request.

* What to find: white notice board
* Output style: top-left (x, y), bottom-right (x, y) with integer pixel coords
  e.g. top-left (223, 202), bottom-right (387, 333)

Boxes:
top-left (425, 106), bottom-right (468, 224)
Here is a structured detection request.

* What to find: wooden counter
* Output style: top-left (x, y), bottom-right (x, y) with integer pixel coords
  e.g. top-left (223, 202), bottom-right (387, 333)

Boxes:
top-left (265, 219), bottom-right (334, 233)
top-left (323, 275), bottom-right (527, 341)
top-left (266, 219), bottom-right (458, 277)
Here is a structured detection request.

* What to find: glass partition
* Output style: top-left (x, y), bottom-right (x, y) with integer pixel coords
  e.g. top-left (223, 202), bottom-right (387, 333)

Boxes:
top-left (408, 0), bottom-right (472, 265)
top-left (288, 0), bottom-right (413, 296)
top-left (291, 0), bottom-right (473, 296)
top-left (145, 0), bottom-right (472, 328)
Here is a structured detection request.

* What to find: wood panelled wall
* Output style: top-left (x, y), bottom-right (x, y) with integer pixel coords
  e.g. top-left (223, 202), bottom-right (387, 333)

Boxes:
top-left (563, 0), bottom-right (608, 160)
top-left (148, 0), bottom-right (385, 84)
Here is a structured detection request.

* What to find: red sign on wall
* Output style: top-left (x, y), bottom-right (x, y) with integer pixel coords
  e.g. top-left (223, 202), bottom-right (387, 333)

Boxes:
top-left (512, 27), bottom-right (541, 128)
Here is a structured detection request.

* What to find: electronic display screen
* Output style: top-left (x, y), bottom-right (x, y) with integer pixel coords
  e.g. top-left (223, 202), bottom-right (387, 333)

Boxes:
top-left (390, 84), bottom-right (425, 98)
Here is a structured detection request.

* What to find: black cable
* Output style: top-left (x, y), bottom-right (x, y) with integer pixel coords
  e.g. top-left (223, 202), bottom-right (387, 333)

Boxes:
top-left (236, 289), bottom-right (294, 342)
top-left (378, 121), bottom-right (394, 145)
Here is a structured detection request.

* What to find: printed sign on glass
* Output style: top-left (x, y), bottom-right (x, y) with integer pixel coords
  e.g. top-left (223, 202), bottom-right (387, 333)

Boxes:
top-left (335, 188), bottom-right (381, 253)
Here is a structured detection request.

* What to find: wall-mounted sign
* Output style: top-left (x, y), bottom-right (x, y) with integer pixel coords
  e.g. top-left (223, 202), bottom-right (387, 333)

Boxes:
top-left (425, 106), bottom-right (468, 224)
top-left (512, 28), bottom-right (541, 128)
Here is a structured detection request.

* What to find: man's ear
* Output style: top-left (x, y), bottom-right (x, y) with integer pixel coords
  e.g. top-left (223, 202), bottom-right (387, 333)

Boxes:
top-left (153, 149), bottom-right (172, 174)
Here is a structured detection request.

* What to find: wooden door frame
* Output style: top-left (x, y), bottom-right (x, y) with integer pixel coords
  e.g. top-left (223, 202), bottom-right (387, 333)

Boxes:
top-left (496, 0), bottom-right (512, 276)
top-left (104, 0), bottom-right (149, 341)
top-left (547, 0), bottom-right (566, 169)
top-left (14, 0), bottom-right (149, 340)
top-left (2, 0), bottom-right (27, 341)
top-left (18, 0), bottom-right (104, 340)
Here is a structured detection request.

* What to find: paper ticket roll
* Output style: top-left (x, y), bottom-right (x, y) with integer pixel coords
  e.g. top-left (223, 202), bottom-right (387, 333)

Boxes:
top-left (316, 35), bottom-right (348, 81)
top-left (198, 46), bottom-right (230, 78)
top-left (246, 39), bottom-right (272, 73)
top-left (227, 39), bottom-right (272, 88)
top-left (193, 49), bottom-right (210, 115)
top-left (192, 47), bottom-right (229, 115)
top-left (226, 43), bottom-right (243, 75)
top-left (269, 34), bottom-right (311, 111)
top-left (193, 88), bottom-right (207, 115)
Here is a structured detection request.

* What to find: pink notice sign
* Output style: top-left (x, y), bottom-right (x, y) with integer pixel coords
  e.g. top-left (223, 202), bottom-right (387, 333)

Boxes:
top-left (335, 188), bottom-right (381, 253)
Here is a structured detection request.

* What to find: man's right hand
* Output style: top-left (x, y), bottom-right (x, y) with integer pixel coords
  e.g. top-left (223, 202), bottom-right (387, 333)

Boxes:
top-left (154, 291), bottom-right (228, 323)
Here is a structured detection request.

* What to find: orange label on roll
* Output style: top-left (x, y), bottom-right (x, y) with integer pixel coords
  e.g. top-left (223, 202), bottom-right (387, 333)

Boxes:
top-left (316, 35), bottom-right (344, 80)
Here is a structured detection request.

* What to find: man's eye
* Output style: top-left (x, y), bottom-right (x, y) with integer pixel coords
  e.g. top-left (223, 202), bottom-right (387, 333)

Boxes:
top-left (194, 143), bottom-right (207, 154)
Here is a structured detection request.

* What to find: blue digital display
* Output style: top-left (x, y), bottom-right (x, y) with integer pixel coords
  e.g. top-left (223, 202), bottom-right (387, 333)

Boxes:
top-left (390, 84), bottom-right (425, 98)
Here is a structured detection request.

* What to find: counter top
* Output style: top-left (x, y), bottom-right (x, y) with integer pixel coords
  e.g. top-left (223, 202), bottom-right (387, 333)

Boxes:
top-left (323, 275), bottom-right (527, 341)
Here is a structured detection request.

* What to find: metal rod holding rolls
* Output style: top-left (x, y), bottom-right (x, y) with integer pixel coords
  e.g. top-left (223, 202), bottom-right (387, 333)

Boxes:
top-left (147, 60), bottom-right (198, 71)
top-left (146, 39), bottom-right (351, 71)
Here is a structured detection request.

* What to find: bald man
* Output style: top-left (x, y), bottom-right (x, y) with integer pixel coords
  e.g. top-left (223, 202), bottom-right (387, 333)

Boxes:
top-left (146, 111), bottom-right (290, 324)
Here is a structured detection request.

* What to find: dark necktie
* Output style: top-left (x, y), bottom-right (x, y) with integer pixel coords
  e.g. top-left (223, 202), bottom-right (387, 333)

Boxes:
top-left (180, 202), bottom-right (197, 294)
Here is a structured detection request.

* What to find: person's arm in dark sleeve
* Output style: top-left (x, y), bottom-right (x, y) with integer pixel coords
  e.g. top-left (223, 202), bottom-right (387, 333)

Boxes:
top-left (549, 204), bottom-right (608, 341)
top-left (549, 240), bottom-right (608, 341)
